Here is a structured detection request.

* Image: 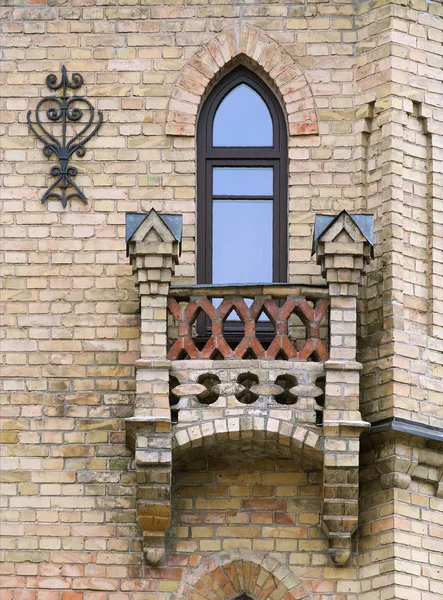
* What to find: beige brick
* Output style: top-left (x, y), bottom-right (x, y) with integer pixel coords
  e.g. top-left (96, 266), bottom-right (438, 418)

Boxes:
top-left (1, 3), bottom-right (443, 598)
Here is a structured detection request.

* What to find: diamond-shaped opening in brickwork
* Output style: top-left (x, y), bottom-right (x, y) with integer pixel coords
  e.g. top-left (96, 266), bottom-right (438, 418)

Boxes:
top-left (287, 312), bottom-right (307, 352)
top-left (221, 306), bottom-right (245, 350)
top-left (197, 373), bottom-right (220, 404)
top-left (189, 306), bottom-right (204, 343)
top-left (184, 302), bottom-right (202, 327)
top-left (296, 299), bottom-right (315, 335)
top-left (189, 300), bottom-right (219, 348)
top-left (293, 299), bottom-right (315, 326)
top-left (235, 372), bottom-right (259, 404)
top-left (274, 374), bottom-right (297, 405)
top-left (254, 308), bottom-right (275, 350)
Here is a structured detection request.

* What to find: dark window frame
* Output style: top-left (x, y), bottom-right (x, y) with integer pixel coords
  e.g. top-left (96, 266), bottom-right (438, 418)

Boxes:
top-left (196, 66), bottom-right (288, 285)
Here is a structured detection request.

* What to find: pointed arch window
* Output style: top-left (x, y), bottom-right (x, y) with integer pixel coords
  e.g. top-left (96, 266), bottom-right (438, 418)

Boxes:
top-left (197, 66), bottom-right (288, 285)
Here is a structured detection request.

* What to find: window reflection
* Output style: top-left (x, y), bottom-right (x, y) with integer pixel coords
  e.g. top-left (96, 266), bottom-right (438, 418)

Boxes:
top-left (213, 167), bottom-right (273, 196)
top-left (212, 199), bottom-right (273, 284)
top-left (213, 84), bottom-right (273, 147)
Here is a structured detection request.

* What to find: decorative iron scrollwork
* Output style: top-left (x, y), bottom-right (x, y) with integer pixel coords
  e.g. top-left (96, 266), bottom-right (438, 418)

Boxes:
top-left (27, 65), bottom-right (103, 208)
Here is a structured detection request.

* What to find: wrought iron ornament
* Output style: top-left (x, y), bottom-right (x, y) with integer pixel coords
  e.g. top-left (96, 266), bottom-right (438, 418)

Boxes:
top-left (27, 66), bottom-right (103, 208)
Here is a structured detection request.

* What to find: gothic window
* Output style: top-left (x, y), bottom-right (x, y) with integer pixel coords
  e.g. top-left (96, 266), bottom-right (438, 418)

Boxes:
top-left (197, 66), bottom-right (288, 285)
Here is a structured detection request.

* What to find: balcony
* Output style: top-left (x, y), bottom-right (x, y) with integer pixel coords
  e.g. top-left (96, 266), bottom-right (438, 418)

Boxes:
top-left (125, 208), bottom-right (374, 567)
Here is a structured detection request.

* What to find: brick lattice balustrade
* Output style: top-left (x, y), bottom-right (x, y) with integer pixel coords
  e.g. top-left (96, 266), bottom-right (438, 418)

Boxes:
top-left (167, 284), bottom-right (330, 361)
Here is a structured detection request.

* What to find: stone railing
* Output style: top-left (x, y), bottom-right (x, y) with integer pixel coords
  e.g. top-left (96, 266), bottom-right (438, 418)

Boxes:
top-left (166, 284), bottom-right (329, 425)
top-left (169, 358), bottom-right (326, 426)
top-left (167, 283), bottom-right (330, 361)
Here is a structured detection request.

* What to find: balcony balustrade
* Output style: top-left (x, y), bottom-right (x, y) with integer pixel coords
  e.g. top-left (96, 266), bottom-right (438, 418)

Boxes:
top-left (167, 283), bottom-right (329, 361)
top-left (166, 283), bottom-right (329, 425)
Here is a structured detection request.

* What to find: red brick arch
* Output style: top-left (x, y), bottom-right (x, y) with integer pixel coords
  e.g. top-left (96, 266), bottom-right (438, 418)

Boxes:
top-left (173, 549), bottom-right (311, 600)
top-left (165, 24), bottom-right (318, 138)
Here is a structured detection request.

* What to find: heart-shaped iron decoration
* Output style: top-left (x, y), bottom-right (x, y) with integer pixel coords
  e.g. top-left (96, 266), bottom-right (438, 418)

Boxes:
top-left (27, 65), bottom-right (103, 208)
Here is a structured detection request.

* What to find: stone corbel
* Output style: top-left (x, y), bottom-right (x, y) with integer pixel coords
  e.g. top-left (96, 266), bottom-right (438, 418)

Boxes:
top-left (417, 446), bottom-right (443, 498)
top-left (126, 210), bottom-right (181, 565)
top-left (365, 435), bottom-right (441, 496)
top-left (313, 211), bottom-right (373, 565)
top-left (126, 415), bottom-right (172, 566)
top-left (374, 446), bottom-right (418, 490)
top-left (378, 458), bottom-right (416, 490)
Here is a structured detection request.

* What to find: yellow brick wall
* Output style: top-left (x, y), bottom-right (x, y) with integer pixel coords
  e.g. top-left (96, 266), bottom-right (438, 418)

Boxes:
top-left (360, 469), bottom-right (443, 599)
top-left (171, 457), bottom-right (359, 596)
top-left (1, 0), bottom-right (443, 597)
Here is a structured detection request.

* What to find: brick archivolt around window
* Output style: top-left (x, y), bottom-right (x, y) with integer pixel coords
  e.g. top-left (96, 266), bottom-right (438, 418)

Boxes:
top-left (165, 23), bottom-right (318, 138)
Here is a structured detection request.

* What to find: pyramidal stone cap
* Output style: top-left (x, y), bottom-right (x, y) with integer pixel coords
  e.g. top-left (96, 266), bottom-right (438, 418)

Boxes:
top-left (125, 210), bottom-right (183, 256)
top-left (311, 210), bottom-right (374, 257)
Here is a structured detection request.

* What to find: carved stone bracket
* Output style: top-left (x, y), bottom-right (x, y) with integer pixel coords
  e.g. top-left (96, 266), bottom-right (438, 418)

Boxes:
top-left (375, 449), bottom-right (418, 490)
top-left (314, 211), bottom-right (373, 565)
top-left (362, 431), bottom-right (442, 497)
top-left (416, 446), bottom-right (443, 497)
top-left (126, 415), bottom-right (172, 565)
top-left (125, 210), bottom-right (181, 565)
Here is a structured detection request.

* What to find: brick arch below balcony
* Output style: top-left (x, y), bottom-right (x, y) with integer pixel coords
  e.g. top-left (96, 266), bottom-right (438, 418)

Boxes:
top-left (172, 415), bottom-right (323, 468)
top-left (165, 23), bottom-right (319, 138)
top-left (173, 549), bottom-right (312, 600)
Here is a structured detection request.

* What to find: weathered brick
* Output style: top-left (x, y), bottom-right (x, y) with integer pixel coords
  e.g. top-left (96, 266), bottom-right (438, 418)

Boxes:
top-left (1, 2), bottom-right (443, 599)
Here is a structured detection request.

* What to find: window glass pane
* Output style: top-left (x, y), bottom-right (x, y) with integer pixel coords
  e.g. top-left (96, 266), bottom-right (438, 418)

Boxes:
top-left (212, 200), bottom-right (272, 284)
top-left (213, 167), bottom-right (273, 196)
top-left (213, 84), bottom-right (273, 147)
